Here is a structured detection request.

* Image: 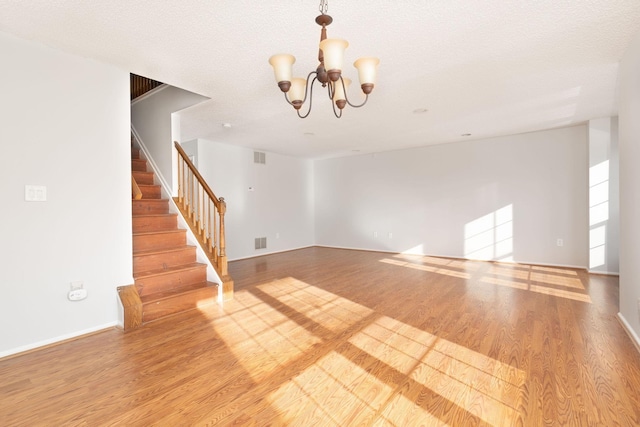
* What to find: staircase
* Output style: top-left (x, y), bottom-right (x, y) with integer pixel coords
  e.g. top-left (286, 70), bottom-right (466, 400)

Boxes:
top-left (118, 145), bottom-right (218, 328)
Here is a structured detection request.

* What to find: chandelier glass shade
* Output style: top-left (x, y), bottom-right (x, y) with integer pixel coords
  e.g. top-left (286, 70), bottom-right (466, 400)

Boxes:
top-left (268, 1), bottom-right (379, 118)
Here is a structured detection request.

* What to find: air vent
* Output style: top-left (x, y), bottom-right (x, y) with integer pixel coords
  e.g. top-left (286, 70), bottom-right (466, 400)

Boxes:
top-left (255, 237), bottom-right (267, 250)
top-left (254, 151), bottom-right (266, 164)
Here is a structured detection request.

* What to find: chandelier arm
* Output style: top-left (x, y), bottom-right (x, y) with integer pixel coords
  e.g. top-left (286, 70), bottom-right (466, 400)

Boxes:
top-left (283, 71), bottom-right (317, 107)
top-left (327, 80), bottom-right (335, 100)
top-left (345, 93), bottom-right (369, 108)
top-left (301, 71), bottom-right (317, 106)
top-left (340, 76), bottom-right (369, 108)
top-left (331, 95), bottom-right (343, 118)
top-left (331, 93), bottom-right (342, 119)
top-left (283, 91), bottom-right (294, 106)
top-left (297, 75), bottom-right (319, 119)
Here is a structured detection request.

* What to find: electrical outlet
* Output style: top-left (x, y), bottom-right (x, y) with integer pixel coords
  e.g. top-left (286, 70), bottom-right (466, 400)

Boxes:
top-left (68, 288), bottom-right (87, 301)
top-left (373, 231), bottom-right (378, 238)
top-left (557, 238), bottom-right (563, 247)
top-left (388, 232), bottom-right (393, 239)
top-left (68, 281), bottom-right (87, 301)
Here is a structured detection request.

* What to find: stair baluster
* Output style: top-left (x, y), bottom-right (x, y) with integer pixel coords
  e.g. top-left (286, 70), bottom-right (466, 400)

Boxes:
top-left (174, 141), bottom-right (233, 299)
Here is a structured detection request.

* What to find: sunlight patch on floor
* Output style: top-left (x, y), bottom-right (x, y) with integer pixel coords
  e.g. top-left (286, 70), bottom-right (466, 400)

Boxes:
top-left (380, 258), bottom-right (471, 279)
top-left (529, 272), bottom-right (584, 289)
top-left (268, 351), bottom-right (394, 425)
top-left (257, 278), bottom-right (374, 332)
top-left (384, 255), bottom-right (590, 304)
top-left (480, 276), bottom-right (591, 303)
top-left (395, 254), bottom-right (483, 271)
top-left (213, 277), bottom-right (531, 424)
top-left (530, 265), bottom-right (578, 276)
top-left (486, 265), bottom-right (531, 280)
top-left (528, 284), bottom-right (592, 303)
top-left (212, 290), bottom-right (322, 381)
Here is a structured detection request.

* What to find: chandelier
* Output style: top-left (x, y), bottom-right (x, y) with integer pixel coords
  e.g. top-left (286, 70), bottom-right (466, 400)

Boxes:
top-left (268, 0), bottom-right (379, 118)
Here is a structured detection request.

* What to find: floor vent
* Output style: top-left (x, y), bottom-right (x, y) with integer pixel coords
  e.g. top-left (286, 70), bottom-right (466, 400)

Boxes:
top-left (255, 237), bottom-right (267, 250)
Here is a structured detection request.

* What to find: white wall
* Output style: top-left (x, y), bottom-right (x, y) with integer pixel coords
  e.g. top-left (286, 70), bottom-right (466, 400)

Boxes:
top-left (618, 29), bottom-right (640, 344)
top-left (131, 86), bottom-right (208, 193)
top-left (0, 31), bottom-right (132, 357)
top-left (588, 117), bottom-right (620, 274)
top-left (196, 140), bottom-right (315, 260)
top-left (315, 126), bottom-right (588, 267)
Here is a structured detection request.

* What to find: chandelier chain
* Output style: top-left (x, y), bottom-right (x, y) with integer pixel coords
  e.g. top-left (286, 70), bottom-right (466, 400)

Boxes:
top-left (319, 0), bottom-right (328, 15)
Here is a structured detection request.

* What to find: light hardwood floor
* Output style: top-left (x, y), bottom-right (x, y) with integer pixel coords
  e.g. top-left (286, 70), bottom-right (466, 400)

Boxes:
top-left (1, 247), bottom-right (639, 426)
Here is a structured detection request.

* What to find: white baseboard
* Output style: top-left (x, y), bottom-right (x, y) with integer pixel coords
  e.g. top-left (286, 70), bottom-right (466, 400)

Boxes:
top-left (229, 245), bottom-right (315, 262)
top-left (587, 269), bottom-right (620, 276)
top-left (617, 313), bottom-right (640, 354)
top-left (314, 244), bottom-right (397, 255)
top-left (314, 245), bottom-right (588, 270)
top-left (0, 322), bottom-right (117, 360)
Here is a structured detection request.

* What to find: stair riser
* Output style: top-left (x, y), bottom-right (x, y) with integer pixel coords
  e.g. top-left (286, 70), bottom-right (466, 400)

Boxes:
top-left (131, 159), bottom-right (147, 172)
top-left (133, 232), bottom-right (186, 252)
top-left (132, 171), bottom-right (154, 185)
top-left (131, 148), bottom-right (140, 159)
top-left (132, 215), bottom-right (177, 233)
top-left (142, 286), bottom-right (217, 322)
top-left (138, 185), bottom-right (162, 199)
top-left (133, 247), bottom-right (197, 273)
top-left (132, 200), bottom-right (169, 215)
top-left (136, 266), bottom-right (207, 296)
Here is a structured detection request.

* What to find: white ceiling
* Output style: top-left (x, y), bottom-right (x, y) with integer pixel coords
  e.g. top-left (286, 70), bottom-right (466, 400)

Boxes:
top-left (2, 1), bottom-right (639, 159)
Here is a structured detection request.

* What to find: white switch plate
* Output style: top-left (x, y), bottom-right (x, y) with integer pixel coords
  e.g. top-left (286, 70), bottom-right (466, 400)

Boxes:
top-left (25, 185), bottom-right (47, 201)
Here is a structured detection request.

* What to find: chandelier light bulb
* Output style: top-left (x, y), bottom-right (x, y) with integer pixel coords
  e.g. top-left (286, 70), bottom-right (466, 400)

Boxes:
top-left (332, 78), bottom-right (351, 110)
top-left (287, 78), bottom-right (307, 105)
top-left (268, 54), bottom-right (296, 91)
top-left (353, 57), bottom-right (379, 94)
top-left (319, 38), bottom-right (349, 81)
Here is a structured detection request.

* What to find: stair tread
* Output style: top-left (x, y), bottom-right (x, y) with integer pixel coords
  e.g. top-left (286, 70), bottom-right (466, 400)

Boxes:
top-left (133, 229), bottom-right (185, 237)
top-left (140, 281), bottom-right (218, 303)
top-left (133, 213), bottom-right (177, 217)
top-left (132, 172), bottom-right (153, 178)
top-left (132, 198), bottom-right (168, 202)
top-left (133, 245), bottom-right (196, 257)
top-left (134, 262), bottom-right (205, 279)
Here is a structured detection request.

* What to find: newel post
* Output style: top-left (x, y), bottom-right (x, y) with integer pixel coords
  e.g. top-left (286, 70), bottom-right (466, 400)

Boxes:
top-left (218, 197), bottom-right (228, 276)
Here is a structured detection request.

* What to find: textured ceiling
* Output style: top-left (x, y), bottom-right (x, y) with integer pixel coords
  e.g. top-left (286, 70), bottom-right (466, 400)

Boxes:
top-left (1, 1), bottom-right (639, 159)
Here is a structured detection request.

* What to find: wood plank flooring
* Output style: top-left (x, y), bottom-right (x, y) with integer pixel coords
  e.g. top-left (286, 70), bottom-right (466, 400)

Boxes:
top-left (2, 247), bottom-right (640, 426)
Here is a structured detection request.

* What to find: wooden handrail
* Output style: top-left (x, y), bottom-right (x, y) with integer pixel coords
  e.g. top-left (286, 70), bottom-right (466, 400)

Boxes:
top-left (174, 141), bottom-right (231, 294)
top-left (174, 142), bottom-right (220, 205)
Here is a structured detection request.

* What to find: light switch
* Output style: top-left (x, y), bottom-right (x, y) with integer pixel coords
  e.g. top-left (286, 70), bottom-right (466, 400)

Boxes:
top-left (25, 185), bottom-right (47, 201)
